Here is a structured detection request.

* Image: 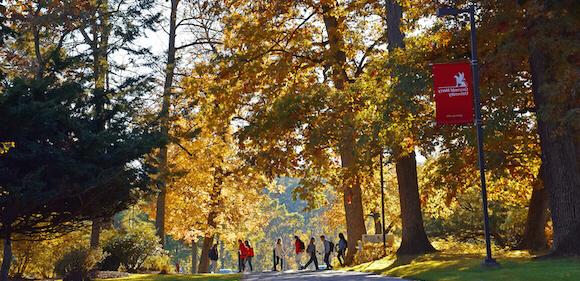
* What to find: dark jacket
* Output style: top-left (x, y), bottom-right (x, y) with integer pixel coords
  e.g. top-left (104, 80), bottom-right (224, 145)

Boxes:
top-left (306, 243), bottom-right (316, 255)
top-left (209, 247), bottom-right (218, 261)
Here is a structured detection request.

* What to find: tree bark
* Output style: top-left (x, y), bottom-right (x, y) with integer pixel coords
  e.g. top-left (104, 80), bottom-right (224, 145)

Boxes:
top-left (90, 218), bottom-right (102, 248)
top-left (529, 46), bottom-right (580, 256)
top-left (386, 0), bottom-right (435, 256)
top-left (1, 235), bottom-right (12, 281)
top-left (321, 2), bottom-right (367, 265)
top-left (191, 240), bottom-right (198, 274)
top-left (395, 150), bottom-right (436, 255)
top-left (219, 240), bottom-right (225, 271)
top-left (197, 236), bottom-right (214, 273)
top-left (156, 0), bottom-right (180, 249)
top-left (516, 165), bottom-right (549, 251)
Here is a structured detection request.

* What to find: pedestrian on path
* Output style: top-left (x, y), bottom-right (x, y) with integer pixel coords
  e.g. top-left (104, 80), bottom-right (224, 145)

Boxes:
top-left (245, 240), bottom-right (254, 272)
top-left (320, 235), bottom-right (334, 270)
top-left (238, 239), bottom-right (248, 272)
top-left (294, 235), bottom-right (305, 269)
top-left (209, 243), bottom-right (219, 273)
top-left (273, 238), bottom-right (285, 271)
top-left (337, 233), bottom-right (347, 267)
top-left (300, 237), bottom-right (319, 271)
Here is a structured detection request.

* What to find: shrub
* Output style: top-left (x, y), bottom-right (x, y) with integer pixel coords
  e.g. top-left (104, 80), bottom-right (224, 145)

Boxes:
top-left (354, 243), bottom-right (390, 264)
top-left (140, 254), bottom-right (171, 272)
top-left (54, 248), bottom-right (104, 281)
top-left (102, 222), bottom-right (162, 272)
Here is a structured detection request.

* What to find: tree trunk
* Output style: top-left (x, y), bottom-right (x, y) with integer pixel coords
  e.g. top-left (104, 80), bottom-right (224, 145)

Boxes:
top-left (219, 240), bottom-right (225, 271)
top-left (156, 0), bottom-right (179, 249)
top-left (90, 218), bottom-right (102, 248)
top-left (197, 236), bottom-right (214, 273)
top-left (321, 2), bottom-right (367, 265)
top-left (1, 235), bottom-right (12, 281)
top-left (191, 240), bottom-right (198, 274)
top-left (386, 0), bottom-right (435, 256)
top-left (516, 165), bottom-right (549, 251)
top-left (395, 150), bottom-right (436, 255)
top-left (198, 171), bottom-right (223, 273)
top-left (154, 181), bottom-right (167, 248)
top-left (84, 0), bottom-right (110, 250)
top-left (529, 46), bottom-right (580, 256)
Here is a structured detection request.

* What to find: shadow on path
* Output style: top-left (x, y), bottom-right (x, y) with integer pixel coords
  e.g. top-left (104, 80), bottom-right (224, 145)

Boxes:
top-left (242, 270), bottom-right (412, 280)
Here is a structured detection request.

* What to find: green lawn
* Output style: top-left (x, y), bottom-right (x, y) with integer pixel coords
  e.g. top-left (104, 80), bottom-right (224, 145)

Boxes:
top-left (96, 273), bottom-right (241, 281)
top-left (348, 253), bottom-right (580, 281)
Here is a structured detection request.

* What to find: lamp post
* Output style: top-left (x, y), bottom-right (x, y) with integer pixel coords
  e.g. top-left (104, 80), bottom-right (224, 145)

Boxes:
top-left (436, 5), bottom-right (499, 267)
top-left (379, 150), bottom-right (387, 256)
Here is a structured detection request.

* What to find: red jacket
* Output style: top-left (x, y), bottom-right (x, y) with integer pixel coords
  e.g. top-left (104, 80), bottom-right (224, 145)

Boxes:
top-left (247, 247), bottom-right (255, 257)
top-left (239, 242), bottom-right (249, 259)
top-left (295, 240), bottom-right (304, 254)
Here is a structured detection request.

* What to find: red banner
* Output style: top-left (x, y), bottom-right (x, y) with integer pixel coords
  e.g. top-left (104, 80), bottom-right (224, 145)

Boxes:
top-left (432, 62), bottom-right (474, 125)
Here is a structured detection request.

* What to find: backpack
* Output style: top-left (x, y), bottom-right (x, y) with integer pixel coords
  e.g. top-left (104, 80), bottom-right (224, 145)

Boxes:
top-left (299, 240), bottom-right (305, 251)
top-left (328, 241), bottom-right (335, 252)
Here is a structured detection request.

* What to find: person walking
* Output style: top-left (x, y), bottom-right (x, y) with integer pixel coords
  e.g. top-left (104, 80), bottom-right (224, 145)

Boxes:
top-left (273, 238), bottom-right (285, 271)
top-left (238, 239), bottom-right (248, 272)
top-left (320, 235), bottom-right (333, 270)
top-left (337, 233), bottom-right (347, 267)
top-left (209, 243), bottom-right (219, 273)
top-left (300, 237), bottom-right (319, 271)
top-left (294, 236), bottom-right (305, 269)
top-left (245, 240), bottom-right (254, 272)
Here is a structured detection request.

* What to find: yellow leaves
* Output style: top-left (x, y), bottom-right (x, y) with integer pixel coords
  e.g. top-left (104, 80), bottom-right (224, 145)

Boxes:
top-left (0, 142), bottom-right (15, 154)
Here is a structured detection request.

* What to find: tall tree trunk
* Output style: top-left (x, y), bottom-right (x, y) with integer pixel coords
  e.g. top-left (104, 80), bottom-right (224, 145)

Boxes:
top-left (321, 2), bottom-right (367, 265)
top-left (394, 150), bottom-right (435, 255)
top-left (191, 240), bottom-right (198, 274)
top-left (529, 46), bottom-right (580, 256)
top-left (198, 172), bottom-right (223, 273)
top-left (88, 1), bottom-right (110, 249)
top-left (517, 164), bottom-right (549, 251)
top-left (219, 240), bottom-right (225, 271)
top-left (90, 218), bottom-right (102, 248)
top-left (1, 235), bottom-right (12, 281)
top-left (156, 0), bottom-right (180, 249)
top-left (386, 0), bottom-right (435, 256)
top-left (197, 236), bottom-right (214, 274)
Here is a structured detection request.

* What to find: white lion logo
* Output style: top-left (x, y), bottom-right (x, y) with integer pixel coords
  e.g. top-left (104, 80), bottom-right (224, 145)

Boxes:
top-left (454, 72), bottom-right (467, 87)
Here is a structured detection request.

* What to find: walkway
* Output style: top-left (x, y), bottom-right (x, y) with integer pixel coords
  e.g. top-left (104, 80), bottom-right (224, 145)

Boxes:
top-left (242, 270), bottom-right (412, 280)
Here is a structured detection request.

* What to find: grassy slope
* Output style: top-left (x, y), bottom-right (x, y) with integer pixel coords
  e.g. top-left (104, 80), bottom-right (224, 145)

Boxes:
top-left (97, 273), bottom-right (241, 281)
top-left (348, 253), bottom-right (580, 281)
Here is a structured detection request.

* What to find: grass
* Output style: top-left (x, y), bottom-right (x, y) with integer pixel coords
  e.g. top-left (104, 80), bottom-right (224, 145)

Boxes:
top-left (96, 273), bottom-right (242, 281)
top-left (348, 252), bottom-right (580, 281)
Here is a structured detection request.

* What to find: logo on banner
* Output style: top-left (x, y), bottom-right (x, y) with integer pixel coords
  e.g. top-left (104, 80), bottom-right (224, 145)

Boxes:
top-left (437, 72), bottom-right (469, 98)
top-left (432, 62), bottom-right (474, 125)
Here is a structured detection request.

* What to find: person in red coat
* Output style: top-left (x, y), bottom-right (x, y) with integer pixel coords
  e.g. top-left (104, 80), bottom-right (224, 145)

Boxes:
top-left (238, 239), bottom-right (248, 272)
top-left (245, 240), bottom-right (255, 272)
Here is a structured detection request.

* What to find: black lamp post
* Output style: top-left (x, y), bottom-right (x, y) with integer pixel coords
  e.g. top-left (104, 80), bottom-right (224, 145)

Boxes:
top-left (379, 150), bottom-right (386, 256)
top-left (436, 5), bottom-right (499, 267)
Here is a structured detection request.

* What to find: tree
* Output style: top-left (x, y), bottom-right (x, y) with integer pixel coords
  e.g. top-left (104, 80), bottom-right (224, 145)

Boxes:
top-left (0, 1), bottom-right (162, 278)
top-left (209, 0), bottom-right (397, 264)
top-left (155, 0), bottom-right (224, 248)
top-left (524, 0), bottom-right (580, 256)
top-left (384, 0), bottom-right (435, 256)
top-left (70, 0), bottom-right (161, 248)
top-left (0, 73), bottom-right (159, 281)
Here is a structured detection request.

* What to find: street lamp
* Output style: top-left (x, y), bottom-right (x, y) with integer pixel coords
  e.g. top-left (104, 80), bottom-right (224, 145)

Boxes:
top-left (379, 150), bottom-right (386, 256)
top-left (436, 5), bottom-right (500, 267)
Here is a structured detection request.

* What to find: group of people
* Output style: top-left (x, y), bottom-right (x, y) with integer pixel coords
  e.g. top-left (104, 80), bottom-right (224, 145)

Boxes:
top-left (237, 239), bottom-right (255, 272)
top-left (231, 233), bottom-right (348, 273)
top-left (277, 233), bottom-right (348, 271)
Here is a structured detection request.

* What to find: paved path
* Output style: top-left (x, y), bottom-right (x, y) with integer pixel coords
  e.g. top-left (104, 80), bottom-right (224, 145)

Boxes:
top-left (242, 270), bottom-right (412, 280)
